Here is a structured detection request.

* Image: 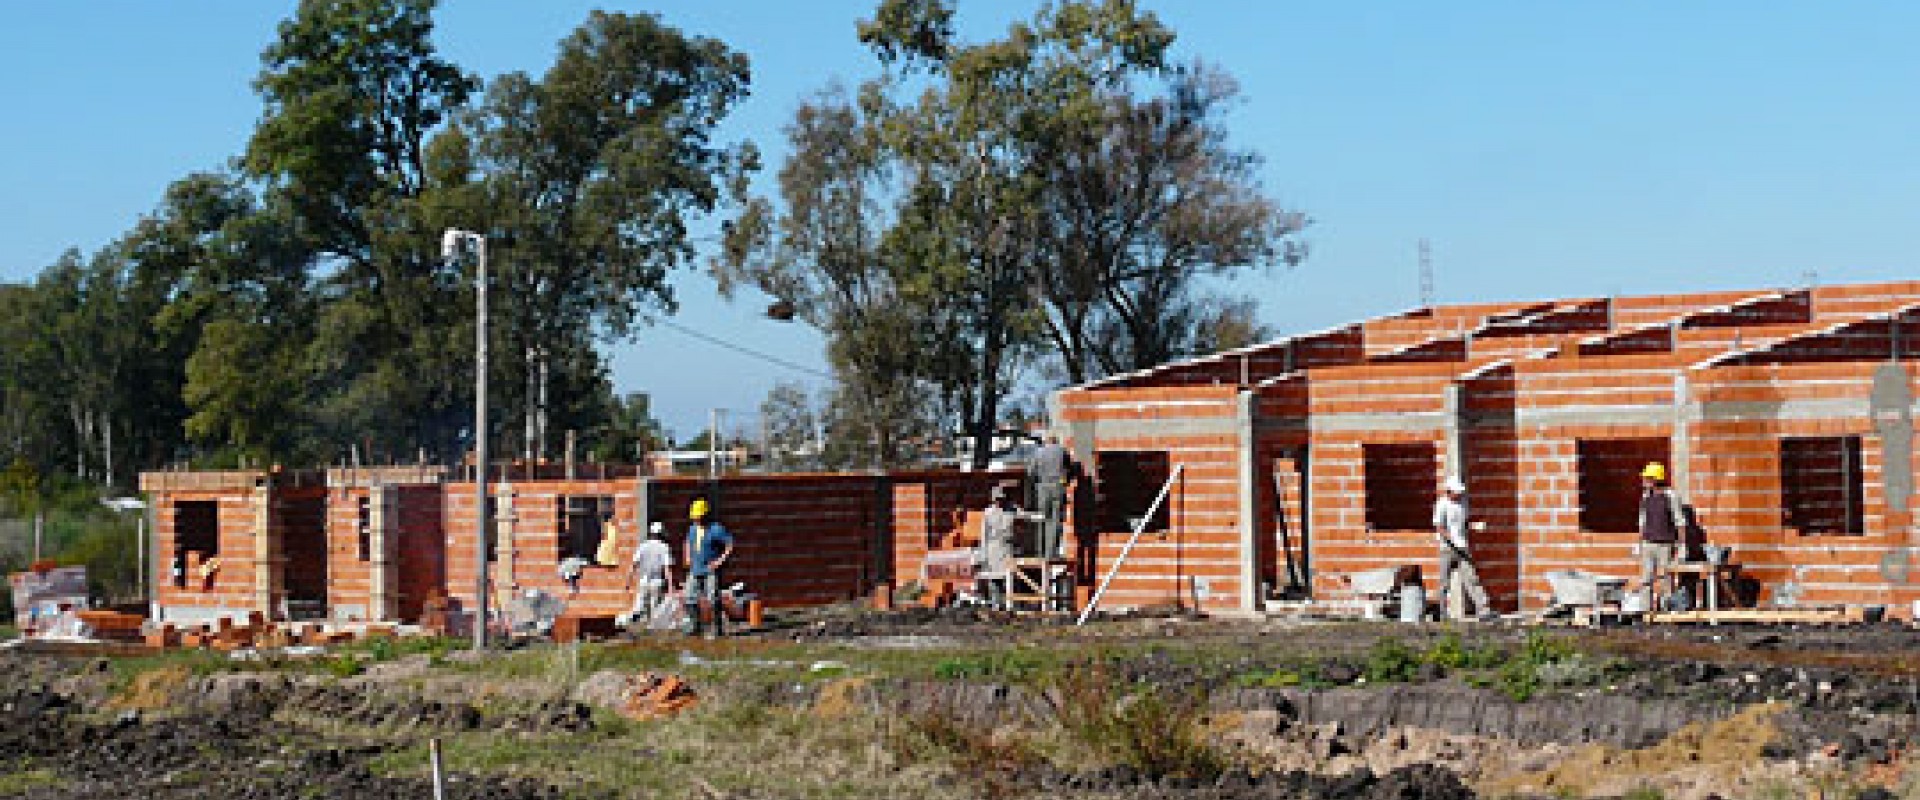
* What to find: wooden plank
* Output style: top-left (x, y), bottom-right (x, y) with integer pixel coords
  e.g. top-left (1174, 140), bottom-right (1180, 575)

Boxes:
top-left (1647, 607), bottom-right (1859, 625)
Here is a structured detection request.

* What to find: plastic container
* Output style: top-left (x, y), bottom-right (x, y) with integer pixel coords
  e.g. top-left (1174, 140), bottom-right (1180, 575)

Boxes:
top-left (1398, 584), bottom-right (1426, 623)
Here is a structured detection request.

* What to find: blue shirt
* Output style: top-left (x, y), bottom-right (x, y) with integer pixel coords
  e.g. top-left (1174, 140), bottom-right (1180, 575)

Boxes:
top-left (686, 521), bottom-right (733, 577)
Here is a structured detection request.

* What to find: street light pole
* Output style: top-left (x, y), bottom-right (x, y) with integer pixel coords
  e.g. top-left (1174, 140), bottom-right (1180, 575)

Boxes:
top-left (444, 229), bottom-right (490, 652)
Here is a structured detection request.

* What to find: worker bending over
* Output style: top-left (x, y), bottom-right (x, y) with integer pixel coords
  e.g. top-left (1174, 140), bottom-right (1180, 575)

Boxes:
top-left (623, 521), bottom-right (675, 629)
top-left (976, 483), bottom-right (1037, 609)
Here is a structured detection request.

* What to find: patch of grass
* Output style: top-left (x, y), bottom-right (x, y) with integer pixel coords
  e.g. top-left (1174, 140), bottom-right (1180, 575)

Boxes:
top-left (323, 652), bottom-right (364, 678)
top-left (1421, 632), bottom-right (1505, 671)
top-left (107, 647), bottom-right (246, 692)
top-left (932, 648), bottom-right (1052, 682)
top-left (373, 698), bottom-right (977, 800)
top-left (340, 634), bottom-right (459, 665)
top-left (1236, 662), bottom-right (1333, 690)
top-left (0, 767), bottom-right (61, 795)
top-left (1620, 785), bottom-right (1667, 800)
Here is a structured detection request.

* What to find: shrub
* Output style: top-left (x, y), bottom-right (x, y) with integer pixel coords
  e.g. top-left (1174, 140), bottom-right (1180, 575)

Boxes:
top-left (893, 712), bottom-right (1043, 800)
top-left (1048, 663), bottom-right (1223, 781)
top-left (1364, 638), bottom-right (1422, 683)
top-left (1495, 631), bottom-right (1580, 702)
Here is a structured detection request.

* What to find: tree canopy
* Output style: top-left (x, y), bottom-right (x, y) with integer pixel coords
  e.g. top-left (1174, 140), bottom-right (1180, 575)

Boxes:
top-left (719, 0), bottom-right (1305, 466)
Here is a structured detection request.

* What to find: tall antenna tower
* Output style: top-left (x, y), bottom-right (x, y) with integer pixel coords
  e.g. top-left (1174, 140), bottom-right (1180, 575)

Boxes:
top-left (1418, 238), bottom-right (1434, 307)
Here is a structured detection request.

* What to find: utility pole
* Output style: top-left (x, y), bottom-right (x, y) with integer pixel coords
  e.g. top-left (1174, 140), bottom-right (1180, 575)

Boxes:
top-left (709, 408), bottom-right (720, 479)
top-left (444, 229), bottom-right (490, 652)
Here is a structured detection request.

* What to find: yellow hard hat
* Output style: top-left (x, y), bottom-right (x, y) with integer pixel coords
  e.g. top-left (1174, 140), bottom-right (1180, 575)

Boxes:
top-left (689, 499), bottom-right (710, 519)
top-left (1640, 462), bottom-right (1667, 481)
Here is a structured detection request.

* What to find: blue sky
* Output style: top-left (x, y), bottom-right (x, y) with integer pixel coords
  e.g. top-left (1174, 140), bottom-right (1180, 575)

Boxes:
top-left (4, 2), bottom-right (1918, 438)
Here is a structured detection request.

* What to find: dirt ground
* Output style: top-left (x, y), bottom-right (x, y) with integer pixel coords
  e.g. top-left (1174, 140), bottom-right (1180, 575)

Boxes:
top-left (1, 609), bottom-right (1916, 799)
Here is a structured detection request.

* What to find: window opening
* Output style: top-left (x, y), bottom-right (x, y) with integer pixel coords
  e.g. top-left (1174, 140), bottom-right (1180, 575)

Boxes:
top-left (1096, 451), bottom-right (1171, 533)
top-left (1577, 437), bottom-right (1669, 533)
top-left (1363, 443), bottom-right (1435, 531)
top-left (1782, 436), bottom-right (1864, 535)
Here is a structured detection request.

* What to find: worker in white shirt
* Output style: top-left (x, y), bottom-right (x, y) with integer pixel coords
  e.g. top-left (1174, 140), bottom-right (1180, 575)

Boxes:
top-left (1432, 476), bottom-right (1494, 621)
top-left (622, 521), bottom-right (676, 629)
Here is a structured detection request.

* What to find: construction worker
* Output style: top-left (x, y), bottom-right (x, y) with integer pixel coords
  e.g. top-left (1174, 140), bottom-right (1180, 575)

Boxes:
top-left (975, 483), bottom-right (1033, 609)
top-left (1637, 462), bottom-right (1688, 611)
top-left (1028, 434), bottom-right (1075, 559)
top-left (623, 521), bottom-right (675, 629)
top-left (1432, 476), bottom-right (1493, 620)
top-left (682, 498), bottom-right (734, 638)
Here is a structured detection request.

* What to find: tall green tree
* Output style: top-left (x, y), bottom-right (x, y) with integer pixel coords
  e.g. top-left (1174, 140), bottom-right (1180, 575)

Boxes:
top-left (245, 0), bottom-right (481, 459)
top-left (463, 10), bottom-right (754, 461)
top-left (725, 0), bottom-right (1299, 467)
top-left (718, 91), bottom-right (941, 467)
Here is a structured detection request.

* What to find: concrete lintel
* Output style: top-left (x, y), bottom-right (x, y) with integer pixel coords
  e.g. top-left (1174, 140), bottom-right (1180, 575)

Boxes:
top-left (1308, 411), bottom-right (1449, 433)
top-left (1071, 415), bottom-right (1244, 442)
top-left (1254, 416), bottom-right (1309, 435)
top-left (1515, 406), bottom-right (1674, 428)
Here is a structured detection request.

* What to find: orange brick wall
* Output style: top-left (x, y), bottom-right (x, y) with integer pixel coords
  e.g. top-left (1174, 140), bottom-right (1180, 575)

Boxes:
top-left (150, 488), bottom-right (259, 621)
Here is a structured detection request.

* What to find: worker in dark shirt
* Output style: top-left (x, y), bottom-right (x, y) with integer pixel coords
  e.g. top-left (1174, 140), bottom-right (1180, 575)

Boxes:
top-left (1028, 435), bottom-right (1074, 559)
top-left (1637, 462), bottom-right (1687, 611)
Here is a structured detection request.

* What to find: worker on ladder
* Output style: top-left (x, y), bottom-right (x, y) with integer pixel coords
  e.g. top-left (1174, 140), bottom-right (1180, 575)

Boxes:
top-left (1027, 434), bottom-right (1077, 559)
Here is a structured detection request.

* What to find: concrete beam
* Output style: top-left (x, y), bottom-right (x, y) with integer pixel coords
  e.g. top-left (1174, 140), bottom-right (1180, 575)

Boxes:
top-left (1309, 411), bottom-right (1449, 433)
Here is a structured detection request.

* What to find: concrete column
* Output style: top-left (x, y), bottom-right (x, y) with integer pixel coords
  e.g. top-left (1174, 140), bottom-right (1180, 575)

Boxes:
top-left (1235, 391), bottom-right (1261, 614)
top-left (1672, 374), bottom-right (1692, 498)
top-left (252, 482), bottom-right (277, 618)
top-left (1872, 362), bottom-right (1913, 516)
top-left (1442, 384), bottom-right (1465, 481)
top-left (635, 476), bottom-right (652, 550)
top-left (368, 484), bottom-right (398, 621)
top-left (495, 488), bottom-right (517, 593)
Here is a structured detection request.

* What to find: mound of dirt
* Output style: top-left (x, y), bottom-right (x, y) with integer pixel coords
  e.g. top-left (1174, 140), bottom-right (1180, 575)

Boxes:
top-left (1480, 703), bottom-right (1797, 800)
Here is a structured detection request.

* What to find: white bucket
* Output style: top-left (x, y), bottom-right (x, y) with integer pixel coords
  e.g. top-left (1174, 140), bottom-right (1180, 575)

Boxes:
top-left (1399, 584), bottom-right (1426, 623)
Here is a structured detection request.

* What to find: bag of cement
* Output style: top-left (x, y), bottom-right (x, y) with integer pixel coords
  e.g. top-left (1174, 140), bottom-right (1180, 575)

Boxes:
top-left (648, 590), bottom-right (686, 631)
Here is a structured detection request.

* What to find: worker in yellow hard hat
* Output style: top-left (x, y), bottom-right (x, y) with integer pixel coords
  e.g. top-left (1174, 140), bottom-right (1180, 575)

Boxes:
top-left (1636, 462), bottom-right (1687, 614)
top-left (682, 497), bottom-right (733, 638)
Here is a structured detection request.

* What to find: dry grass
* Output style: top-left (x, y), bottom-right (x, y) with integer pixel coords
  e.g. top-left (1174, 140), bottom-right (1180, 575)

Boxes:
top-left (107, 664), bottom-right (191, 711)
top-left (370, 697), bottom-right (984, 800)
top-left (1480, 703), bottom-right (1807, 799)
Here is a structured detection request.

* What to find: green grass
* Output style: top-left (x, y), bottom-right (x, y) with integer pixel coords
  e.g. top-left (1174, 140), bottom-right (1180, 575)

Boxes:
top-left (0, 767), bottom-right (62, 794)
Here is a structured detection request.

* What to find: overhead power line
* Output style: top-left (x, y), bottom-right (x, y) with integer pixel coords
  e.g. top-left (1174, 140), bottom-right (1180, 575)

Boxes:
top-left (655, 318), bottom-right (832, 380)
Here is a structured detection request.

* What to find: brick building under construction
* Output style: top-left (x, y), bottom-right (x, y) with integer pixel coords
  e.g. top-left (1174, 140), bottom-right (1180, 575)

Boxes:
top-left (140, 279), bottom-right (1920, 627)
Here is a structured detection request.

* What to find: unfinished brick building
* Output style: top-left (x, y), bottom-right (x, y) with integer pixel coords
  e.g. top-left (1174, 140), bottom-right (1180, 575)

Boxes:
top-left (1054, 280), bottom-right (1920, 616)
top-left (137, 278), bottom-right (1920, 627)
top-left (139, 464), bottom-right (1002, 629)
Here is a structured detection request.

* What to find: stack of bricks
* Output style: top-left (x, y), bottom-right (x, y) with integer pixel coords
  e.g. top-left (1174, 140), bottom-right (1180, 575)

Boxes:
top-left (74, 611), bottom-right (145, 643)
